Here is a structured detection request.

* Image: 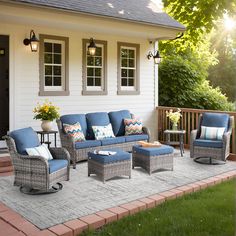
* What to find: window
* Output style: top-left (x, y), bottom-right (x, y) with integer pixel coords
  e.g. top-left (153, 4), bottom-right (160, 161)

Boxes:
top-left (39, 35), bottom-right (69, 96)
top-left (82, 39), bottom-right (107, 95)
top-left (117, 42), bottom-right (140, 95)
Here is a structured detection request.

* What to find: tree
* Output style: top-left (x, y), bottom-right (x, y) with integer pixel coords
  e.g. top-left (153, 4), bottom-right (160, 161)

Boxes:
top-left (159, 54), bottom-right (234, 111)
top-left (158, 0), bottom-right (236, 111)
top-left (162, 0), bottom-right (236, 48)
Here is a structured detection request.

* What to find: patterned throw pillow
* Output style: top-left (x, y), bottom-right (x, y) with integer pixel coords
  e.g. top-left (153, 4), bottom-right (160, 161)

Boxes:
top-left (92, 124), bottom-right (115, 140)
top-left (200, 126), bottom-right (225, 140)
top-left (124, 118), bottom-right (143, 136)
top-left (63, 122), bottom-right (85, 142)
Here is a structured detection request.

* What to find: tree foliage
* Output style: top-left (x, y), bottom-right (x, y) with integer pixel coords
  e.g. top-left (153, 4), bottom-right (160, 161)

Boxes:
top-left (159, 55), bottom-right (234, 111)
top-left (158, 0), bottom-right (236, 111)
top-left (162, 0), bottom-right (236, 48)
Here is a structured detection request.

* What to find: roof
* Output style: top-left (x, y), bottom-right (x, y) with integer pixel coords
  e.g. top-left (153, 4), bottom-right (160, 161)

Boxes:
top-left (5, 0), bottom-right (185, 30)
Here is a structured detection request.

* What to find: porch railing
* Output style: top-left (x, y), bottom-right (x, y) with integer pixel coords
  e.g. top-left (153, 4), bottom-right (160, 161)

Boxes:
top-left (157, 106), bottom-right (236, 154)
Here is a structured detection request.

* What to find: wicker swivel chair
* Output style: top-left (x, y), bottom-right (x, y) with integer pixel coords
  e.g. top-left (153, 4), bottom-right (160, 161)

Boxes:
top-left (190, 112), bottom-right (234, 164)
top-left (4, 127), bottom-right (70, 194)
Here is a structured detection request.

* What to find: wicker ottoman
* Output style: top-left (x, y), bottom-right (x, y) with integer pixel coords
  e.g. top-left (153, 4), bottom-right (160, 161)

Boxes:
top-left (132, 145), bottom-right (174, 175)
top-left (88, 150), bottom-right (131, 183)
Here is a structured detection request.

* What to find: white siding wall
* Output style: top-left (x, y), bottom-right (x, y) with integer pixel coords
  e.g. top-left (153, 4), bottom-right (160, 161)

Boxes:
top-left (0, 5), bottom-right (165, 144)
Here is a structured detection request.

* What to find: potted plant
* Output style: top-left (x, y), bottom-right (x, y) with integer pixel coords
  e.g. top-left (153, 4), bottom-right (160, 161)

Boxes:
top-left (33, 100), bottom-right (60, 131)
top-left (166, 108), bottom-right (182, 130)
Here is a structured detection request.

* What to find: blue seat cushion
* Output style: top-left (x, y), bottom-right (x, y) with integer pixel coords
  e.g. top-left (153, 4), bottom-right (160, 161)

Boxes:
top-left (101, 137), bottom-right (126, 146)
top-left (86, 112), bottom-right (110, 140)
top-left (133, 145), bottom-right (174, 156)
top-left (202, 113), bottom-right (229, 131)
top-left (9, 127), bottom-right (40, 155)
top-left (109, 110), bottom-right (131, 136)
top-left (88, 149), bottom-right (131, 164)
top-left (60, 114), bottom-right (87, 137)
top-left (48, 159), bottom-right (68, 174)
top-left (124, 134), bottom-right (148, 142)
top-left (194, 139), bottom-right (223, 148)
top-left (75, 140), bottom-right (102, 149)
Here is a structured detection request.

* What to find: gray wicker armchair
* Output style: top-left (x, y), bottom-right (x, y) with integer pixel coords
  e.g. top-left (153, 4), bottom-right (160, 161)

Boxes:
top-left (190, 112), bottom-right (234, 164)
top-left (4, 127), bottom-right (70, 194)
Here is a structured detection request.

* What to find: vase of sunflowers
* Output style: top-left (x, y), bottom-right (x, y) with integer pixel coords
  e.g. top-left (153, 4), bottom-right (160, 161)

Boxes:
top-left (166, 108), bottom-right (182, 131)
top-left (33, 100), bottom-right (60, 131)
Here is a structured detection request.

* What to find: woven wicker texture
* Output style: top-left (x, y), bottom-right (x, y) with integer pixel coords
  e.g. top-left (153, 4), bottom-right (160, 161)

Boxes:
top-left (57, 119), bottom-right (150, 168)
top-left (4, 136), bottom-right (70, 191)
top-left (190, 116), bottom-right (234, 162)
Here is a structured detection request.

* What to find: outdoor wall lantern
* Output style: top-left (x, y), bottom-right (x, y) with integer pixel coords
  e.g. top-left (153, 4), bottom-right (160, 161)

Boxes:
top-left (147, 50), bottom-right (161, 64)
top-left (88, 38), bottom-right (97, 56)
top-left (23, 30), bottom-right (39, 52)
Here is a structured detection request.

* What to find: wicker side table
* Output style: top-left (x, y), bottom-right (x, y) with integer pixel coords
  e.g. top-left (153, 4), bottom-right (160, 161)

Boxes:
top-left (132, 145), bottom-right (174, 175)
top-left (88, 150), bottom-right (131, 183)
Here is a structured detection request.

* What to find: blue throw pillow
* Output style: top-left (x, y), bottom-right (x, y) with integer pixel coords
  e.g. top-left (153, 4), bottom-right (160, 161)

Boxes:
top-left (86, 112), bottom-right (110, 139)
top-left (9, 127), bottom-right (40, 155)
top-left (108, 110), bottom-right (131, 136)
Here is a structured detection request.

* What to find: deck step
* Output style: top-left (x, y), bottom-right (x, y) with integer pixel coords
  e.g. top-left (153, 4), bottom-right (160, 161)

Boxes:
top-left (0, 166), bottom-right (13, 173)
top-left (0, 171), bottom-right (13, 177)
top-left (0, 156), bottom-right (12, 167)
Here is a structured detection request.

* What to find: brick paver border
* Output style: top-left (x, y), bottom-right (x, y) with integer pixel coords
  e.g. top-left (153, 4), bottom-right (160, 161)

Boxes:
top-left (0, 170), bottom-right (235, 236)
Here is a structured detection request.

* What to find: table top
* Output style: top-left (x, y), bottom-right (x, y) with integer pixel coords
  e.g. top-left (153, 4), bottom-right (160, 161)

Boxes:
top-left (36, 130), bottom-right (58, 134)
top-left (164, 129), bottom-right (186, 134)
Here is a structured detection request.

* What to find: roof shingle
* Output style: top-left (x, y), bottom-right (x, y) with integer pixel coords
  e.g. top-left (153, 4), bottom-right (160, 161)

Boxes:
top-left (7, 0), bottom-right (185, 30)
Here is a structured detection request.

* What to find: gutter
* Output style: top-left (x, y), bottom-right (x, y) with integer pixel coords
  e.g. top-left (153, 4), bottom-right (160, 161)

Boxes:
top-left (0, 0), bottom-right (186, 32)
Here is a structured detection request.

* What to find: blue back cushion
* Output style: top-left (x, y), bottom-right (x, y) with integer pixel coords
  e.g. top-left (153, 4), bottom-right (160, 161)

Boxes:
top-left (9, 127), bottom-right (40, 155)
top-left (86, 112), bottom-right (110, 139)
top-left (109, 110), bottom-right (131, 136)
top-left (201, 113), bottom-right (229, 131)
top-left (60, 114), bottom-right (87, 137)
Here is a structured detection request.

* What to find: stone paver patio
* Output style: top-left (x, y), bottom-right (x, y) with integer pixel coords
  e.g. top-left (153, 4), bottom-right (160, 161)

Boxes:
top-left (0, 150), bottom-right (236, 235)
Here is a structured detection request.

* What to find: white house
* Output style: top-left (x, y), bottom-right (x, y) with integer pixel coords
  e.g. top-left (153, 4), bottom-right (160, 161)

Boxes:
top-left (0, 0), bottom-right (185, 146)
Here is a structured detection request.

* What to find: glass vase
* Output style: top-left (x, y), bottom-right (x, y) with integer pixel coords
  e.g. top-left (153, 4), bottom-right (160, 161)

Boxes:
top-left (172, 123), bottom-right (178, 131)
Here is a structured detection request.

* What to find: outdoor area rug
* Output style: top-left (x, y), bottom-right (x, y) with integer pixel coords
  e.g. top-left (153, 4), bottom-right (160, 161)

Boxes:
top-left (0, 151), bottom-right (236, 229)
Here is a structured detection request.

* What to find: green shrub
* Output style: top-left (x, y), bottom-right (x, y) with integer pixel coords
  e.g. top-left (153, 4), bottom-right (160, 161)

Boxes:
top-left (159, 54), bottom-right (234, 111)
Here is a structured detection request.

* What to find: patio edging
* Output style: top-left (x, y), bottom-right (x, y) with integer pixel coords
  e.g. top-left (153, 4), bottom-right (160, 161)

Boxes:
top-left (0, 170), bottom-right (235, 236)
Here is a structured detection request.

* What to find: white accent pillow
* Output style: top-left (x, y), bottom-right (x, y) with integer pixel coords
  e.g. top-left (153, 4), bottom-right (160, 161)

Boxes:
top-left (26, 144), bottom-right (53, 161)
top-left (200, 126), bottom-right (225, 140)
top-left (92, 123), bottom-right (115, 140)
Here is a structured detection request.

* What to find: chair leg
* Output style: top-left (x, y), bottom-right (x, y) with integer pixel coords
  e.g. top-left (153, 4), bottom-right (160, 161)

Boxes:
top-left (73, 159), bottom-right (76, 169)
top-left (20, 183), bottom-right (63, 195)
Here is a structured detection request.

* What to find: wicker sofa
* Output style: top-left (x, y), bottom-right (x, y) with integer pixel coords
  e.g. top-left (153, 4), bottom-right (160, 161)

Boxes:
top-left (57, 110), bottom-right (150, 168)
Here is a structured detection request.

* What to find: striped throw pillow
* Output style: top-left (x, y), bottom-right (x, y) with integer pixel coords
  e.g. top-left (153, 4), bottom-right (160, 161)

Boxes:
top-left (124, 118), bottom-right (143, 136)
top-left (63, 122), bottom-right (85, 142)
top-left (200, 126), bottom-right (225, 140)
top-left (92, 124), bottom-right (115, 140)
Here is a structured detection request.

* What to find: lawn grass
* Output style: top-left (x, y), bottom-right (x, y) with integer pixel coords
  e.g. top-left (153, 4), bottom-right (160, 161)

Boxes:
top-left (81, 180), bottom-right (236, 236)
